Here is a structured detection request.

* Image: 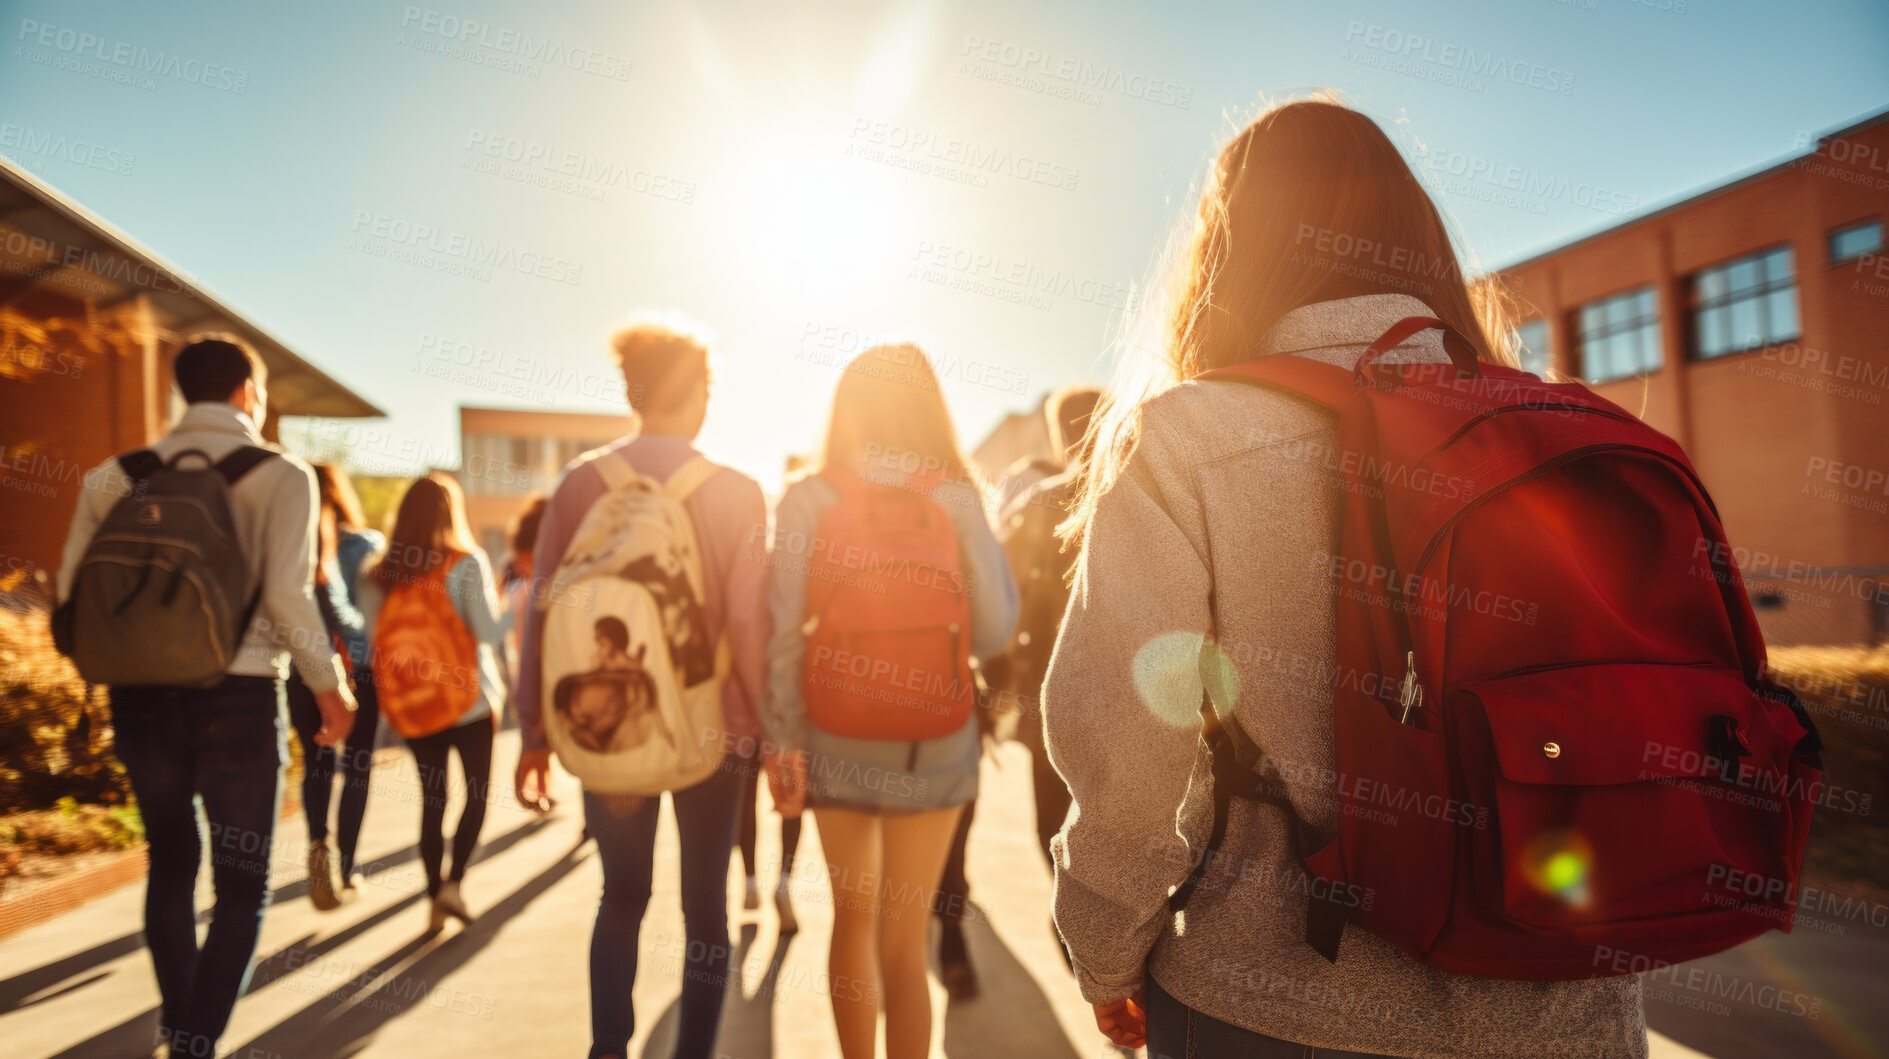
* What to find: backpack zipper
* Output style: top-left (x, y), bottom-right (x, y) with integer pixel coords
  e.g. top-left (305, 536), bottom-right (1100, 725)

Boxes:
top-left (1412, 401), bottom-right (1643, 474)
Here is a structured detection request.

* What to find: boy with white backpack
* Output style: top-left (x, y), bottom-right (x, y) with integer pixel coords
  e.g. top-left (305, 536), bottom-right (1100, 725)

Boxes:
top-left (514, 314), bottom-right (778, 1059)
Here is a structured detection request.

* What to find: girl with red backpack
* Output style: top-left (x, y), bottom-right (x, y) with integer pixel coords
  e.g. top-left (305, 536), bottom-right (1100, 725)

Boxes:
top-left (763, 343), bottom-right (1018, 1059)
top-left (363, 472), bottom-right (510, 934)
top-left (1044, 98), bottom-right (1660, 1058)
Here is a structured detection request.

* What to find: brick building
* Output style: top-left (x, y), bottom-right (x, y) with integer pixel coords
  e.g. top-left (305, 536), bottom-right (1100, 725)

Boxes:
top-left (1497, 108), bottom-right (1889, 646)
top-left (0, 158), bottom-right (381, 587)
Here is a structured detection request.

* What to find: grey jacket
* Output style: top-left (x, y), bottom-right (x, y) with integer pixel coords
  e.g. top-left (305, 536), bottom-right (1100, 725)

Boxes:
top-left (1044, 294), bottom-right (1646, 1058)
top-left (57, 402), bottom-right (345, 694)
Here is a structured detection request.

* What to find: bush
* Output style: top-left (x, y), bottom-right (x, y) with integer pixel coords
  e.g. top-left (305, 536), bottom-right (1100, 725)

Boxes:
top-left (0, 586), bottom-right (131, 815)
top-left (1768, 646), bottom-right (1889, 899)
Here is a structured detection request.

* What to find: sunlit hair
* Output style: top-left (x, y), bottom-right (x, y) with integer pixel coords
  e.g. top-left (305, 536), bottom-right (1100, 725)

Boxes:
top-left (370, 472), bottom-right (477, 589)
top-left (816, 343), bottom-right (975, 488)
top-left (1063, 94), bottom-right (1519, 548)
top-left (609, 309), bottom-right (714, 415)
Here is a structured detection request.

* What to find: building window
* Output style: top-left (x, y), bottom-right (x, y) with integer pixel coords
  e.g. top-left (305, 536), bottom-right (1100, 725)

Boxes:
top-left (1515, 318), bottom-right (1550, 377)
top-left (1692, 246), bottom-right (1798, 359)
top-left (1829, 219), bottom-right (1882, 264)
top-left (1577, 287), bottom-right (1661, 383)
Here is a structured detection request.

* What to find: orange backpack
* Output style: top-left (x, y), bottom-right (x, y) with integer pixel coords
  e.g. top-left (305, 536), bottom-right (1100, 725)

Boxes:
top-left (373, 550), bottom-right (480, 739)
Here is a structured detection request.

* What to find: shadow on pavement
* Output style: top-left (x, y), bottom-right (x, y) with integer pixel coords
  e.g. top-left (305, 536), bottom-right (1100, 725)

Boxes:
top-left (39, 816), bottom-right (553, 1058)
top-left (941, 907), bottom-right (1082, 1059)
top-left (241, 842), bottom-right (589, 1057)
top-left (689, 921), bottom-right (797, 1059)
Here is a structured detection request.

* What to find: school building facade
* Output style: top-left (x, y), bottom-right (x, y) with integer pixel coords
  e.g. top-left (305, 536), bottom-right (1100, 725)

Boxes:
top-left (457, 406), bottom-right (632, 563)
top-left (1496, 108), bottom-right (1889, 646)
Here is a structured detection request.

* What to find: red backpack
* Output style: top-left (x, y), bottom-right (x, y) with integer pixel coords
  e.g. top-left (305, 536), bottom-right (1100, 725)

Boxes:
top-left (801, 469), bottom-right (975, 741)
top-left (1170, 317), bottom-right (1822, 981)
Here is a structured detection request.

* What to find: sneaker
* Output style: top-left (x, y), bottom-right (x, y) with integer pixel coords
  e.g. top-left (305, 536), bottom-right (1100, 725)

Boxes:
top-left (434, 879), bottom-right (474, 926)
top-left (743, 874), bottom-right (761, 911)
top-left (775, 880), bottom-right (799, 935)
top-left (307, 841), bottom-right (341, 911)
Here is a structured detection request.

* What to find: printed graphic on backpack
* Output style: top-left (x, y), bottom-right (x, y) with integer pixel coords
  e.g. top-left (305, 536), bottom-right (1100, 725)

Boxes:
top-left (539, 451), bottom-right (728, 795)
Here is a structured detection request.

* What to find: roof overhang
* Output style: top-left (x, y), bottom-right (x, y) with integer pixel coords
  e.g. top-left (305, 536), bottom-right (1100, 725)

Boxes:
top-left (0, 156), bottom-right (382, 418)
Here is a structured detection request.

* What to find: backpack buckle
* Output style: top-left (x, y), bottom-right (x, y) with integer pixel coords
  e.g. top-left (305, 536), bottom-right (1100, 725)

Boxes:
top-left (1398, 650), bottom-right (1424, 724)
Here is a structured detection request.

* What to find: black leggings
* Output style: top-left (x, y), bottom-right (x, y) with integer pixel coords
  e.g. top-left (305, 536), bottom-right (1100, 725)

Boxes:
top-left (737, 742), bottom-right (801, 881)
top-left (287, 674), bottom-right (382, 878)
top-left (407, 716), bottom-right (495, 895)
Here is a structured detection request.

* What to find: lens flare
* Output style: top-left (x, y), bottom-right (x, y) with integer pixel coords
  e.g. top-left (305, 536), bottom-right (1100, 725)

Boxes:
top-left (1520, 829), bottom-right (1594, 907)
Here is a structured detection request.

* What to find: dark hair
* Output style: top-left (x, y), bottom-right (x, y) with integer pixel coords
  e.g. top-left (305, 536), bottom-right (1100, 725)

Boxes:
top-left (593, 617), bottom-right (630, 653)
top-left (1047, 386), bottom-right (1102, 462)
top-left (174, 335), bottom-right (265, 404)
top-left (609, 314), bottom-right (711, 414)
top-left (511, 495), bottom-right (549, 556)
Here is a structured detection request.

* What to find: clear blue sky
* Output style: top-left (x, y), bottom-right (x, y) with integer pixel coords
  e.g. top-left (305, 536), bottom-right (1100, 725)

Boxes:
top-left (4, 0), bottom-right (1886, 490)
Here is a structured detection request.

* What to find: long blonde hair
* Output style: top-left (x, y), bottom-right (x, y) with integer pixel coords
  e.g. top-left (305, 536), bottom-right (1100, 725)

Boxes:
top-left (1062, 94), bottom-right (1518, 548)
top-left (817, 343), bottom-right (975, 487)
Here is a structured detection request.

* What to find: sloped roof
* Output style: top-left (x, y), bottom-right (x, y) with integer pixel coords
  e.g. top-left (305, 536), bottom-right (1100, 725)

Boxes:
top-left (0, 156), bottom-right (381, 418)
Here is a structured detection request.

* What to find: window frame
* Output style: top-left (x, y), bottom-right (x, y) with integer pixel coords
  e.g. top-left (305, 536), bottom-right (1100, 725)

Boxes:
top-left (1827, 217), bottom-right (1883, 265)
top-left (1575, 285), bottom-right (1663, 384)
top-left (1688, 243), bottom-right (1799, 361)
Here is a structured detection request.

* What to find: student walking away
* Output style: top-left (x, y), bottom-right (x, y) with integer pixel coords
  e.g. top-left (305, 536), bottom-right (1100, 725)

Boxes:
top-left (763, 343), bottom-right (1019, 1059)
top-left (952, 383), bottom-right (1099, 976)
top-left (289, 463), bottom-right (384, 909)
top-left (513, 314), bottom-right (775, 1059)
top-left (503, 495), bottom-right (549, 686)
top-left (54, 335), bottom-right (355, 1059)
top-left (362, 473), bottom-right (510, 933)
top-left (1044, 98), bottom-right (1819, 1059)
top-left (736, 730), bottom-right (803, 933)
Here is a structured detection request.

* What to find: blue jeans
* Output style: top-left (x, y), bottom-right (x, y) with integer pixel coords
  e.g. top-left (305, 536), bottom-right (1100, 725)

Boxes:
top-left (584, 763), bottom-right (743, 1059)
top-left (1145, 977), bottom-right (1397, 1059)
top-left (110, 674), bottom-right (287, 1059)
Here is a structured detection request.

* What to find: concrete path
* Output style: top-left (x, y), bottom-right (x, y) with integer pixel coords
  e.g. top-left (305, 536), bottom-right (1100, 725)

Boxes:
top-left (1, 731), bottom-right (1731, 1057)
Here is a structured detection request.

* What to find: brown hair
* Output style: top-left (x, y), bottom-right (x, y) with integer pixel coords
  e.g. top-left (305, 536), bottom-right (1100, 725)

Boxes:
top-left (173, 334), bottom-right (264, 404)
top-left (1065, 95), bottom-right (1516, 545)
top-left (370, 472), bottom-right (476, 590)
top-left (817, 344), bottom-right (973, 486)
top-left (510, 494), bottom-right (549, 557)
top-left (313, 463), bottom-right (366, 530)
top-left (610, 311), bottom-right (711, 414)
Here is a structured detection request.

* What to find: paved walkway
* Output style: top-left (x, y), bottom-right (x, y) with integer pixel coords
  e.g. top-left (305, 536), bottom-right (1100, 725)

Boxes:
top-left (2, 731), bottom-right (1730, 1058)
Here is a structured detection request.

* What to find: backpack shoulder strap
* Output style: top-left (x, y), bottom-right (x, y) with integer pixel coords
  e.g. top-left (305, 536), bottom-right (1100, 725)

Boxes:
top-left (663, 455), bottom-right (720, 502)
top-left (1199, 355), bottom-right (1355, 411)
top-left (586, 448), bottom-right (639, 492)
top-left (117, 449), bottom-right (163, 482)
top-left (213, 445), bottom-right (277, 485)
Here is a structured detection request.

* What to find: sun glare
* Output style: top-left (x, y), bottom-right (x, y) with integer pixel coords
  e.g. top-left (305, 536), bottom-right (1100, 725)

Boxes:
top-left (718, 120), bottom-right (915, 309)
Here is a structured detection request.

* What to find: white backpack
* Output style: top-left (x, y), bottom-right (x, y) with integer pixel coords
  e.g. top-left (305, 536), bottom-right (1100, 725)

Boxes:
top-left (539, 450), bottom-right (727, 795)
